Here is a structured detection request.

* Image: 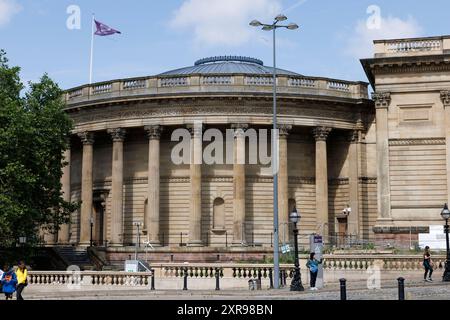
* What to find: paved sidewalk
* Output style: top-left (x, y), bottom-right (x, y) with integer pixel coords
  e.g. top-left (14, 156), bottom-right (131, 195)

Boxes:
top-left (19, 279), bottom-right (450, 300)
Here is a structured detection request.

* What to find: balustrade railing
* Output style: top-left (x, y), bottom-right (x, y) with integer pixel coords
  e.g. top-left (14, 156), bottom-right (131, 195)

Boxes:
top-left (327, 81), bottom-right (350, 91)
top-left (92, 83), bottom-right (112, 95)
top-left (202, 76), bottom-right (232, 85)
top-left (288, 77), bottom-right (315, 87)
top-left (386, 39), bottom-right (442, 53)
top-left (245, 76), bottom-right (274, 86)
top-left (123, 79), bottom-right (146, 90)
top-left (160, 77), bottom-right (188, 87)
top-left (68, 88), bottom-right (83, 99)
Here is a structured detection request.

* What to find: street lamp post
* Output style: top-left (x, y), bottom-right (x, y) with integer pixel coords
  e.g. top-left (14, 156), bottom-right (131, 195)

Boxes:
top-left (441, 203), bottom-right (450, 281)
top-left (289, 207), bottom-right (304, 291)
top-left (90, 217), bottom-right (94, 247)
top-left (250, 14), bottom-right (299, 290)
top-left (134, 222), bottom-right (143, 261)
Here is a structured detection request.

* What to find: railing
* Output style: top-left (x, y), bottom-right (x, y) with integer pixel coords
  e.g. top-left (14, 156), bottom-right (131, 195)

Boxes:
top-left (374, 36), bottom-right (450, 57)
top-left (28, 254), bottom-right (447, 287)
top-left (68, 88), bottom-right (83, 99)
top-left (160, 77), bottom-right (188, 87)
top-left (64, 75), bottom-right (368, 105)
top-left (245, 76), bottom-right (274, 86)
top-left (28, 271), bottom-right (153, 286)
top-left (386, 39), bottom-right (441, 53)
top-left (288, 77), bottom-right (315, 87)
top-left (327, 81), bottom-right (350, 92)
top-left (123, 79), bottom-right (146, 90)
top-left (92, 83), bottom-right (112, 95)
top-left (202, 76), bottom-right (232, 85)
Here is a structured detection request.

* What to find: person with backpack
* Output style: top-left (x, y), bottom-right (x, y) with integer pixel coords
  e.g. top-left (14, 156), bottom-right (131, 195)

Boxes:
top-left (15, 260), bottom-right (28, 300)
top-left (306, 252), bottom-right (322, 290)
top-left (1, 264), bottom-right (17, 300)
top-left (423, 246), bottom-right (434, 282)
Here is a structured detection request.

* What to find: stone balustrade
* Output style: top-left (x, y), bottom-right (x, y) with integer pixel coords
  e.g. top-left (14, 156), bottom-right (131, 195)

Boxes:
top-left (64, 74), bottom-right (368, 107)
top-left (27, 255), bottom-right (446, 287)
top-left (374, 35), bottom-right (450, 58)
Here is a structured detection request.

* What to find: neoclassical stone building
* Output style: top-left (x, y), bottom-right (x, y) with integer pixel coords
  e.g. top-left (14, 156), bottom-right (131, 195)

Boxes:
top-left (48, 36), bottom-right (450, 262)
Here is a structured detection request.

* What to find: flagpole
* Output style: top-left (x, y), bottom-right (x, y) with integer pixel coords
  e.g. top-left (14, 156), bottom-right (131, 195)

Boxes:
top-left (89, 14), bottom-right (95, 84)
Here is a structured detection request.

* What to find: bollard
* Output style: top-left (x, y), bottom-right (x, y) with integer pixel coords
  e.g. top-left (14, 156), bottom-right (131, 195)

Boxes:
top-left (215, 268), bottom-right (220, 291)
top-left (183, 268), bottom-right (188, 290)
top-left (339, 278), bottom-right (347, 300)
top-left (397, 277), bottom-right (405, 301)
top-left (151, 269), bottom-right (155, 291)
top-left (269, 268), bottom-right (274, 289)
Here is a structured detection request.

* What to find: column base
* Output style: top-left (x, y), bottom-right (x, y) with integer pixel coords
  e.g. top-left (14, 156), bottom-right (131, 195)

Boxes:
top-left (187, 240), bottom-right (204, 247)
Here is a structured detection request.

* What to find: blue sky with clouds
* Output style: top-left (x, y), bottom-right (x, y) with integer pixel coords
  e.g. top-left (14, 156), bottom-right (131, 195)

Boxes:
top-left (1, 0), bottom-right (449, 89)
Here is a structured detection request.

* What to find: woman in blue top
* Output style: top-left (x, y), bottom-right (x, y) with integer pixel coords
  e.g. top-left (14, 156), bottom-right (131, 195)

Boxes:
top-left (1, 264), bottom-right (17, 300)
top-left (306, 252), bottom-right (322, 291)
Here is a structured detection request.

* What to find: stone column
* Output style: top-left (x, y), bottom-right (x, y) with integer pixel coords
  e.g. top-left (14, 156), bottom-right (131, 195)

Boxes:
top-left (348, 130), bottom-right (361, 236)
top-left (78, 132), bottom-right (94, 245)
top-left (373, 92), bottom-right (393, 224)
top-left (232, 124), bottom-right (248, 246)
top-left (441, 91), bottom-right (450, 204)
top-left (58, 147), bottom-right (71, 244)
top-left (313, 127), bottom-right (332, 237)
top-left (187, 124), bottom-right (203, 247)
top-left (107, 128), bottom-right (126, 247)
top-left (144, 125), bottom-right (163, 246)
top-left (278, 125), bottom-right (292, 244)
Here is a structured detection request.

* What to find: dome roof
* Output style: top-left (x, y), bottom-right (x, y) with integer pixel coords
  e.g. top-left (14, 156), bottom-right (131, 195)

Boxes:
top-left (158, 56), bottom-right (301, 77)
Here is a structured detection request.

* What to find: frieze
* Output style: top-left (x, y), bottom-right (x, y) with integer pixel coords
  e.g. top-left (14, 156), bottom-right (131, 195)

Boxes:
top-left (389, 138), bottom-right (445, 146)
top-left (69, 102), bottom-right (360, 126)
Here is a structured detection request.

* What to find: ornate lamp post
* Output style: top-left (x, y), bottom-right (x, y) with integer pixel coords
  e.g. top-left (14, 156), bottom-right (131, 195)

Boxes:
top-left (289, 207), bottom-right (304, 291)
top-left (250, 14), bottom-right (299, 290)
top-left (441, 203), bottom-right (450, 281)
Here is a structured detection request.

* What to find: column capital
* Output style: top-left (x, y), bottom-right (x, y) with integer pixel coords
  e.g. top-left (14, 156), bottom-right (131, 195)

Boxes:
top-left (348, 130), bottom-right (360, 143)
top-left (231, 123), bottom-right (249, 137)
top-left (144, 125), bottom-right (163, 140)
top-left (372, 92), bottom-right (391, 109)
top-left (313, 127), bottom-right (332, 141)
top-left (78, 131), bottom-right (94, 145)
top-left (107, 128), bottom-right (126, 142)
top-left (278, 124), bottom-right (292, 137)
top-left (186, 123), bottom-right (204, 137)
top-left (441, 91), bottom-right (450, 107)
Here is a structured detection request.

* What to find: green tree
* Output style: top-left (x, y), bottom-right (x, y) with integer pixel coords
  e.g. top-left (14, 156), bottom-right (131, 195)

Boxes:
top-left (0, 50), bottom-right (78, 247)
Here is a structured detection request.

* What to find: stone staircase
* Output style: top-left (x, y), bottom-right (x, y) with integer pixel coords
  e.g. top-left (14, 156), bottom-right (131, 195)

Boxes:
top-left (54, 247), bottom-right (96, 271)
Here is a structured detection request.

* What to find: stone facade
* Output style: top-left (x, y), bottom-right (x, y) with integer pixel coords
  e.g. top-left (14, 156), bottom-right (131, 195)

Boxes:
top-left (50, 43), bottom-right (450, 260)
top-left (362, 35), bottom-right (450, 245)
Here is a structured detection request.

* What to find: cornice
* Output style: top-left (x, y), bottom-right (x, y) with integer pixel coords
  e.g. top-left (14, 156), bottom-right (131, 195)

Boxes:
top-left (389, 138), bottom-right (446, 146)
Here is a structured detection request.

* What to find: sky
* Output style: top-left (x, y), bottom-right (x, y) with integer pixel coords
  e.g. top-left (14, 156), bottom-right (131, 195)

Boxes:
top-left (0, 0), bottom-right (449, 90)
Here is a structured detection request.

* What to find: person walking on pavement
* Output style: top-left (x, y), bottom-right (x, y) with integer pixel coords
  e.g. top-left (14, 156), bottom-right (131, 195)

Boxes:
top-left (423, 246), bottom-right (434, 282)
top-left (15, 260), bottom-right (28, 300)
top-left (1, 264), bottom-right (17, 300)
top-left (306, 252), bottom-right (322, 290)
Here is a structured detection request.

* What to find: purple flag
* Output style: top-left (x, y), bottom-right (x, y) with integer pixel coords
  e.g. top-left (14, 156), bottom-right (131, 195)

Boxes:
top-left (94, 20), bottom-right (121, 36)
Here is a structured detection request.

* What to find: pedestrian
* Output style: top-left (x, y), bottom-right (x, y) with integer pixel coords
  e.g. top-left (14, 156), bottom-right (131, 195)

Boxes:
top-left (15, 260), bottom-right (28, 300)
top-left (1, 264), bottom-right (17, 300)
top-left (423, 246), bottom-right (434, 282)
top-left (306, 252), bottom-right (322, 291)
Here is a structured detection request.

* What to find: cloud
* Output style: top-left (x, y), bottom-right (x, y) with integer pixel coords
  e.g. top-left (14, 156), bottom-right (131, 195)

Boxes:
top-left (170, 0), bottom-right (283, 47)
top-left (0, 0), bottom-right (21, 26)
top-left (345, 15), bottom-right (423, 59)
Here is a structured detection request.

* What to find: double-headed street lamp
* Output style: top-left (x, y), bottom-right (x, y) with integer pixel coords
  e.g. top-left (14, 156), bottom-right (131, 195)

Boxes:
top-left (289, 207), bottom-right (304, 291)
top-left (441, 203), bottom-right (450, 281)
top-left (250, 14), bottom-right (299, 290)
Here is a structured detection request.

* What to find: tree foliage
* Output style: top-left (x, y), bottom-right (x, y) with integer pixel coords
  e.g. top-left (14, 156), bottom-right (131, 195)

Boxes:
top-left (0, 50), bottom-right (78, 246)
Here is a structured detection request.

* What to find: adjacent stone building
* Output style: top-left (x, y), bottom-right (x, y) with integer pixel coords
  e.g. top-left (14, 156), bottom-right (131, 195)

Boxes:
top-left (47, 35), bottom-right (450, 262)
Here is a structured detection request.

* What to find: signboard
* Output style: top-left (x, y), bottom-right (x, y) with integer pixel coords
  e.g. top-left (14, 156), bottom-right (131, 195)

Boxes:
top-left (309, 234), bottom-right (324, 289)
top-left (281, 244), bottom-right (291, 254)
top-left (125, 260), bottom-right (139, 272)
top-left (419, 225), bottom-right (446, 250)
